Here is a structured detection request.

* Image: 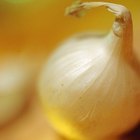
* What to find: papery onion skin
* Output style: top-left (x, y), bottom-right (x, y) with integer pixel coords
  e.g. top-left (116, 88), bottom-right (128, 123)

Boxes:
top-left (39, 1), bottom-right (140, 140)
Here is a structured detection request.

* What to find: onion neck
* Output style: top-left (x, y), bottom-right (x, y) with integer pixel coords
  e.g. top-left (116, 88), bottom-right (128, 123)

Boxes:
top-left (111, 10), bottom-right (133, 60)
top-left (66, 1), bottom-right (134, 60)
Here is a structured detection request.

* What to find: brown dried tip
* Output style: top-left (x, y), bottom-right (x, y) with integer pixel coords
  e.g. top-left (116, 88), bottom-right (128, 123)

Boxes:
top-left (65, 0), bottom-right (86, 17)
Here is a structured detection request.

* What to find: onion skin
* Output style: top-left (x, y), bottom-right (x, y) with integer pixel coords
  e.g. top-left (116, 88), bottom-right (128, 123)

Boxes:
top-left (38, 1), bottom-right (140, 140)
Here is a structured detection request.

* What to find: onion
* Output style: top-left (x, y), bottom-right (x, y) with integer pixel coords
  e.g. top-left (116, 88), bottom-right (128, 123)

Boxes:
top-left (39, 1), bottom-right (140, 140)
top-left (0, 54), bottom-right (36, 126)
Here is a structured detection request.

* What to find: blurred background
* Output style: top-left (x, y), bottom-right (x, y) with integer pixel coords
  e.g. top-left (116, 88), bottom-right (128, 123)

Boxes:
top-left (0, 0), bottom-right (140, 140)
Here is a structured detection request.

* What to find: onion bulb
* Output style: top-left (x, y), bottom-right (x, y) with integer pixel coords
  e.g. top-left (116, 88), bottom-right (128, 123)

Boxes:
top-left (0, 55), bottom-right (35, 126)
top-left (39, 1), bottom-right (140, 140)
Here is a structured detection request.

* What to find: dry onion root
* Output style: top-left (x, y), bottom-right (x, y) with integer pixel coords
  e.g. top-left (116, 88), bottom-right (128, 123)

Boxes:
top-left (39, 1), bottom-right (140, 140)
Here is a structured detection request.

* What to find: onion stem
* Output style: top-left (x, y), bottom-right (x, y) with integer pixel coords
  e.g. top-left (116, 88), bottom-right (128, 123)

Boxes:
top-left (66, 1), bottom-right (133, 60)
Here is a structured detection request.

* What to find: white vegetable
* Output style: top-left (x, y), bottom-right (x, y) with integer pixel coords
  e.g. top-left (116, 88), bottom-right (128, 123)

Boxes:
top-left (0, 55), bottom-right (35, 126)
top-left (39, 1), bottom-right (140, 140)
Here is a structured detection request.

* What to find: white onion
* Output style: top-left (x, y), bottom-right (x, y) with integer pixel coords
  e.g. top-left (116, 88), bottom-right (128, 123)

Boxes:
top-left (39, 1), bottom-right (140, 140)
